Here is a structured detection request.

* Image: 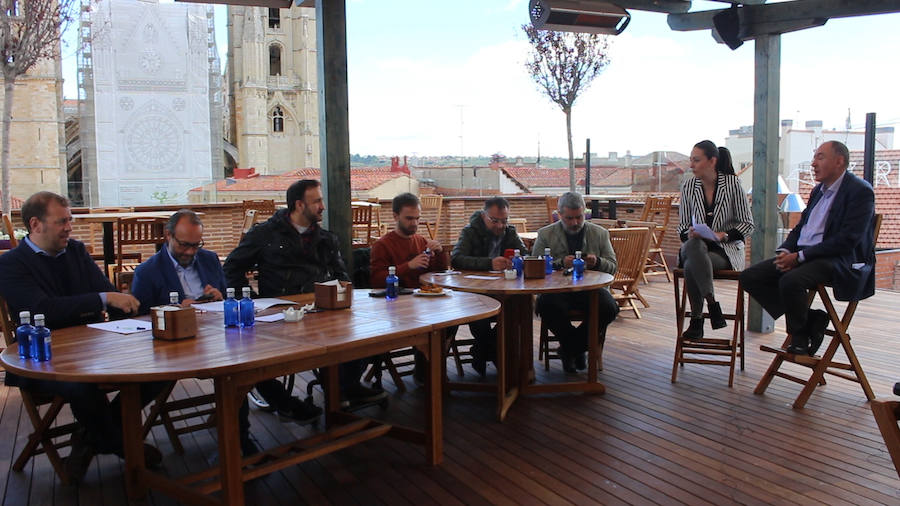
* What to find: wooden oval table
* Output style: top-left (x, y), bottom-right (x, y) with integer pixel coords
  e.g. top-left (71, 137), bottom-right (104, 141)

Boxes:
top-left (1, 290), bottom-right (499, 506)
top-left (420, 270), bottom-right (613, 421)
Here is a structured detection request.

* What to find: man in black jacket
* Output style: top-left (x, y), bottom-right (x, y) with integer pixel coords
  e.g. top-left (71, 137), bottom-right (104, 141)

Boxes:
top-left (450, 197), bottom-right (528, 374)
top-left (0, 191), bottom-right (164, 480)
top-left (224, 180), bottom-right (386, 418)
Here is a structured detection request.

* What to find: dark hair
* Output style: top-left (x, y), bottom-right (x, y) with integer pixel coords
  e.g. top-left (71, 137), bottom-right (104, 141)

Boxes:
top-left (483, 196), bottom-right (509, 212)
top-left (693, 140), bottom-right (718, 161)
top-left (166, 209), bottom-right (203, 234)
top-left (715, 146), bottom-right (736, 175)
top-left (392, 192), bottom-right (419, 214)
top-left (286, 179), bottom-right (320, 213)
top-left (829, 140), bottom-right (850, 169)
top-left (21, 191), bottom-right (69, 232)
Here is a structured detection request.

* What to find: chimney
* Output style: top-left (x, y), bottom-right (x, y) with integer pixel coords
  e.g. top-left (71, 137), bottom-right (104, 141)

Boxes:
top-left (806, 120), bottom-right (823, 140)
top-left (781, 119), bottom-right (793, 136)
top-left (390, 156), bottom-right (399, 171)
top-left (608, 151), bottom-right (617, 162)
top-left (625, 150), bottom-right (632, 167)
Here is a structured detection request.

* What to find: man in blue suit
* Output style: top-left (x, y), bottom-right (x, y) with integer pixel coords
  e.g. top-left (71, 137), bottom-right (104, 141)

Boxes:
top-left (131, 209), bottom-right (225, 312)
top-left (741, 141), bottom-right (876, 356)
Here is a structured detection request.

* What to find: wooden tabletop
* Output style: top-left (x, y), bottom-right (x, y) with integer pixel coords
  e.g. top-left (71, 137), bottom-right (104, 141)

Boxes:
top-left (420, 270), bottom-right (613, 295)
top-left (73, 211), bottom-right (181, 223)
top-left (0, 289), bottom-right (500, 384)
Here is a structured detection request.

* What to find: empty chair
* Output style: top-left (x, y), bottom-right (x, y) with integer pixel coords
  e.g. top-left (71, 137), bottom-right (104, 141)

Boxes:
top-left (420, 194), bottom-right (443, 240)
top-left (608, 227), bottom-right (652, 317)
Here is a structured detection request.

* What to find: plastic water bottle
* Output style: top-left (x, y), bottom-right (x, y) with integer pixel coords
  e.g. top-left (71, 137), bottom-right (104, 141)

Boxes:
top-left (512, 249), bottom-right (524, 277)
top-left (16, 311), bottom-right (34, 359)
top-left (30, 314), bottom-right (51, 362)
top-left (573, 250), bottom-right (585, 281)
top-left (169, 291), bottom-right (179, 306)
top-left (239, 287), bottom-right (255, 327)
top-left (224, 288), bottom-right (239, 327)
top-left (386, 266), bottom-right (399, 300)
top-left (543, 247), bottom-right (553, 275)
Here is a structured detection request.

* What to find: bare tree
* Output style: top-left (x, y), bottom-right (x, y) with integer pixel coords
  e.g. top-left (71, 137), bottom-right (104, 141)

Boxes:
top-left (0, 0), bottom-right (75, 215)
top-left (523, 25), bottom-right (610, 191)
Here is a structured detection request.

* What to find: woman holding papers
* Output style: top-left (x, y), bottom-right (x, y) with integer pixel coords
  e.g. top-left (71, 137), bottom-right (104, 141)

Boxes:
top-left (678, 141), bottom-right (754, 340)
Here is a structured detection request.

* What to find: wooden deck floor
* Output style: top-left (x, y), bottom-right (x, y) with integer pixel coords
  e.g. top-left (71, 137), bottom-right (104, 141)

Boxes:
top-left (2, 280), bottom-right (899, 505)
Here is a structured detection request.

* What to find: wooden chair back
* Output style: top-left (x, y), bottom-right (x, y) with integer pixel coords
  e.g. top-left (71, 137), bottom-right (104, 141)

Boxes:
top-left (240, 209), bottom-right (258, 241)
top-left (2, 213), bottom-right (18, 248)
top-left (420, 194), bottom-right (443, 240)
top-left (113, 217), bottom-right (167, 283)
top-left (608, 227), bottom-right (652, 317)
top-left (590, 218), bottom-right (620, 229)
top-left (544, 195), bottom-right (559, 224)
top-left (637, 196), bottom-right (675, 282)
top-left (508, 218), bottom-right (528, 234)
top-left (0, 295), bottom-right (15, 347)
top-left (87, 207), bottom-right (133, 251)
top-left (351, 203), bottom-right (374, 247)
top-left (241, 199), bottom-right (276, 219)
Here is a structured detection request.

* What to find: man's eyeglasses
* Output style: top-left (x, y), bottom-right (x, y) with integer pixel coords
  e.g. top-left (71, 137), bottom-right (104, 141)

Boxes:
top-left (486, 215), bottom-right (508, 225)
top-left (172, 237), bottom-right (204, 249)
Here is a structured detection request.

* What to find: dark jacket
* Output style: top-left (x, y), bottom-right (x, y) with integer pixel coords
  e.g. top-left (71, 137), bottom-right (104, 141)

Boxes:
top-left (451, 210), bottom-right (527, 271)
top-left (780, 171), bottom-right (876, 301)
top-left (131, 244), bottom-right (227, 314)
top-left (0, 238), bottom-right (117, 330)
top-left (222, 208), bottom-right (349, 297)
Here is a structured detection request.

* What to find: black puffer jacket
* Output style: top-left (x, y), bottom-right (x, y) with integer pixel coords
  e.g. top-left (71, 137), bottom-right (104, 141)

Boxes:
top-left (223, 209), bottom-right (349, 296)
top-left (450, 210), bottom-right (527, 271)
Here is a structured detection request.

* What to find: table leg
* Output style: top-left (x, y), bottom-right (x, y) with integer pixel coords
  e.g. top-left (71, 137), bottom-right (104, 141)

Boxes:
top-left (121, 383), bottom-right (147, 500)
top-left (608, 199), bottom-right (617, 220)
top-left (589, 199), bottom-right (600, 219)
top-left (517, 295), bottom-right (536, 390)
top-left (426, 329), bottom-right (443, 465)
top-left (103, 222), bottom-right (114, 274)
top-left (587, 290), bottom-right (600, 384)
top-left (497, 296), bottom-right (522, 421)
top-left (215, 376), bottom-right (244, 506)
top-left (324, 365), bottom-right (341, 426)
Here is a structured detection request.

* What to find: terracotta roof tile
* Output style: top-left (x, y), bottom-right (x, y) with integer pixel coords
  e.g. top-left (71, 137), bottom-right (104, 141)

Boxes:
top-left (194, 167), bottom-right (409, 193)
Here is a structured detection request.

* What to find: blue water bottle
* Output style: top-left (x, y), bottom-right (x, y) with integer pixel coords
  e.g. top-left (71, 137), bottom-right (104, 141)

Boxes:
top-left (573, 250), bottom-right (585, 280)
top-left (16, 311), bottom-right (33, 359)
top-left (224, 288), bottom-right (239, 327)
top-left (386, 266), bottom-right (399, 300)
top-left (239, 287), bottom-right (255, 327)
top-left (543, 247), bottom-right (553, 275)
top-left (30, 314), bottom-right (51, 362)
top-left (512, 249), bottom-right (524, 277)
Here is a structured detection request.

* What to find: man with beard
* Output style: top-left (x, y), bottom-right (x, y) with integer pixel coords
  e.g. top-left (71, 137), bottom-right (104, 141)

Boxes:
top-left (224, 180), bottom-right (386, 415)
top-left (370, 192), bottom-right (449, 383)
top-left (451, 196), bottom-right (527, 375)
top-left (532, 191), bottom-right (618, 373)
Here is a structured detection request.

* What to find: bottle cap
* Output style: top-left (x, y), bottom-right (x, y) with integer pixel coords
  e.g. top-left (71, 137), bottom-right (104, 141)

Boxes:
top-left (18, 310), bottom-right (30, 321)
top-left (575, 250), bottom-right (582, 258)
top-left (514, 249), bottom-right (520, 255)
top-left (227, 287), bottom-right (235, 297)
top-left (242, 286), bottom-right (252, 296)
top-left (34, 314), bottom-right (45, 325)
top-left (544, 248), bottom-right (551, 254)
top-left (389, 266), bottom-right (396, 274)
top-left (169, 291), bottom-right (179, 303)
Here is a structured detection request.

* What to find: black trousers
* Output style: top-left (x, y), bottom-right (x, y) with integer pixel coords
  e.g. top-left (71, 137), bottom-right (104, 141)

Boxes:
top-left (536, 289), bottom-right (619, 354)
top-left (7, 375), bottom-right (167, 455)
top-left (468, 318), bottom-right (496, 359)
top-left (740, 256), bottom-right (833, 337)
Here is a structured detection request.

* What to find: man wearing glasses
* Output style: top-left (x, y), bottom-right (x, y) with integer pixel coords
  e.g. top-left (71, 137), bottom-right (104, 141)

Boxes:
top-left (131, 209), bottom-right (225, 314)
top-left (451, 196), bottom-right (528, 374)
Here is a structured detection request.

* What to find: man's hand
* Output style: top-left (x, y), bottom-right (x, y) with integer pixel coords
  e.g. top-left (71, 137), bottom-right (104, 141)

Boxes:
top-left (202, 284), bottom-right (224, 301)
top-left (425, 239), bottom-right (442, 254)
top-left (584, 254), bottom-right (598, 268)
top-left (408, 253), bottom-right (430, 270)
top-left (491, 256), bottom-right (512, 271)
top-left (106, 292), bottom-right (140, 314)
top-left (562, 255), bottom-right (575, 268)
top-left (774, 251), bottom-right (799, 272)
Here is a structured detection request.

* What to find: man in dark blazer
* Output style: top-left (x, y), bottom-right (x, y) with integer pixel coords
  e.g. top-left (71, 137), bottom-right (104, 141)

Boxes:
top-left (740, 141), bottom-right (876, 356)
top-left (131, 209), bottom-right (226, 314)
top-left (0, 191), bottom-right (162, 480)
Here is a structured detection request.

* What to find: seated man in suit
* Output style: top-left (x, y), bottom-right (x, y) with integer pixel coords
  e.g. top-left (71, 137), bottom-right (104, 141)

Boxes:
top-left (224, 179), bottom-right (387, 409)
top-left (0, 191), bottom-right (165, 481)
top-left (532, 191), bottom-right (619, 373)
top-left (740, 141), bottom-right (876, 356)
top-left (450, 196), bottom-right (528, 375)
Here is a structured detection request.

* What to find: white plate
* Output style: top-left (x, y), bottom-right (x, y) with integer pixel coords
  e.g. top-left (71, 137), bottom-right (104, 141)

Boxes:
top-left (413, 288), bottom-right (449, 296)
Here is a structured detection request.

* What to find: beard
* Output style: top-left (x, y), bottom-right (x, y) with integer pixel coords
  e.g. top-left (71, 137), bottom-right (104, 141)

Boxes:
top-left (303, 206), bottom-right (322, 224)
top-left (397, 222), bottom-right (417, 236)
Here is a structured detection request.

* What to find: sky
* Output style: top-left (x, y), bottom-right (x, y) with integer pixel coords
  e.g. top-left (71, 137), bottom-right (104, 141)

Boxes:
top-left (61, 0), bottom-right (900, 159)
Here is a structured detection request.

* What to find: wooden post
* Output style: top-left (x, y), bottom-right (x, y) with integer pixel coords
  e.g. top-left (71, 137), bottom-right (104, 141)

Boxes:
top-left (748, 34), bottom-right (780, 333)
top-left (316, 0), bottom-right (353, 272)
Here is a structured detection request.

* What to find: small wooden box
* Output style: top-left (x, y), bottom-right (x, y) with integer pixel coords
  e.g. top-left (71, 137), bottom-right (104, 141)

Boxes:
top-left (150, 306), bottom-right (197, 340)
top-left (314, 281), bottom-right (353, 309)
top-left (523, 258), bottom-right (546, 279)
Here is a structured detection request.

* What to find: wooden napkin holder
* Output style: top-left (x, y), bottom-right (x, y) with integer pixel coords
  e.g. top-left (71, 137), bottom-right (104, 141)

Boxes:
top-left (314, 281), bottom-right (353, 309)
top-left (523, 258), bottom-right (546, 279)
top-left (150, 306), bottom-right (197, 340)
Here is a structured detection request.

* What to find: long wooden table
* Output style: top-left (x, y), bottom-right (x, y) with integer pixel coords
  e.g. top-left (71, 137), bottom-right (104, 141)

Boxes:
top-left (0, 290), bottom-right (499, 505)
top-left (421, 270), bottom-right (613, 421)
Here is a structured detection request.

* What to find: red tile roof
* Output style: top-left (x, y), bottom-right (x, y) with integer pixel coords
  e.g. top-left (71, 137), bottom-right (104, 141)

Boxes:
top-left (192, 167), bottom-right (409, 193)
top-left (502, 166), bottom-right (632, 190)
top-left (0, 193), bottom-right (25, 209)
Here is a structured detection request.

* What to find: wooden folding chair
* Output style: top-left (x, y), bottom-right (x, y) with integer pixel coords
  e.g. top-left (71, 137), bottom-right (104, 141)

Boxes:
top-left (638, 195), bottom-right (674, 282)
top-left (109, 217), bottom-right (167, 284)
top-left (351, 203), bottom-right (375, 248)
top-left (241, 199), bottom-right (276, 220)
top-left (544, 195), bottom-right (559, 224)
top-left (590, 218), bottom-right (621, 229)
top-left (754, 214), bottom-right (882, 409)
top-left (871, 391), bottom-right (900, 479)
top-left (538, 311), bottom-right (609, 371)
top-left (508, 218), bottom-right (528, 234)
top-left (2, 212), bottom-right (18, 247)
top-left (672, 269), bottom-right (745, 387)
top-left (420, 194), bottom-right (443, 240)
top-left (608, 227), bottom-right (652, 317)
top-left (364, 348), bottom-right (416, 393)
top-left (239, 209), bottom-right (258, 242)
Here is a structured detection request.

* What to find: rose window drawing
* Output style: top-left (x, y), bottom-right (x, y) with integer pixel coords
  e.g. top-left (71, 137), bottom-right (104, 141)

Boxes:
top-left (139, 49), bottom-right (162, 75)
top-left (124, 101), bottom-right (182, 171)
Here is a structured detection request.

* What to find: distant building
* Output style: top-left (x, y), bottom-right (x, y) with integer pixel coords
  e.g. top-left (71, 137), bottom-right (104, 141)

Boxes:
top-left (413, 163), bottom-right (527, 195)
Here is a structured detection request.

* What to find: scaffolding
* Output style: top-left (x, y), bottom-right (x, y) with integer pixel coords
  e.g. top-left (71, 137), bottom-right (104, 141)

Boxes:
top-left (75, 0), bottom-right (97, 207)
top-left (208, 6), bottom-right (224, 183)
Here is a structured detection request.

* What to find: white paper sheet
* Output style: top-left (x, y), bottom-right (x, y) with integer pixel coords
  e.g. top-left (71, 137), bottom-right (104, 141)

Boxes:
top-left (464, 275), bottom-right (502, 280)
top-left (192, 298), bottom-right (296, 312)
top-left (691, 216), bottom-right (720, 242)
top-left (87, 319), bottom-right (151, 334)
top-left (432, 270), bottom-right (460, 275)
top-left (256, 313), bottom-right (285, 322)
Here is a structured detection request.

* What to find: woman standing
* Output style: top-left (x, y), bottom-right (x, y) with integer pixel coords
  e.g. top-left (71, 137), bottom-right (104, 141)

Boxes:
top-left (678, 140), bottom-right (754, 339)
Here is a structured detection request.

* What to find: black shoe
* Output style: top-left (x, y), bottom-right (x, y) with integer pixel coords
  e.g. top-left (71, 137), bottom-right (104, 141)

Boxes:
top-left (65, 428), bottom-right (96, 483)
top-left (240, 434), bottom-right (261, 457)
top-left (806, 309), bottom-right (830, 356)
top-left (471, 344), bottom-right (487, 376)
top-left (277, 396), bottom-right (322, 425)
top-left (681, 318), bottom-right (704, 340)
top-left (341, 383), bottom-right (388, 408)
top-left (786, 334), bottom-right (811, 356)
top-left (559, 350), bottom-right (577, 373)
top-left (575, 352), bottom-right (587, 371)
top-left (708, 301), bottom-right (727, 330)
